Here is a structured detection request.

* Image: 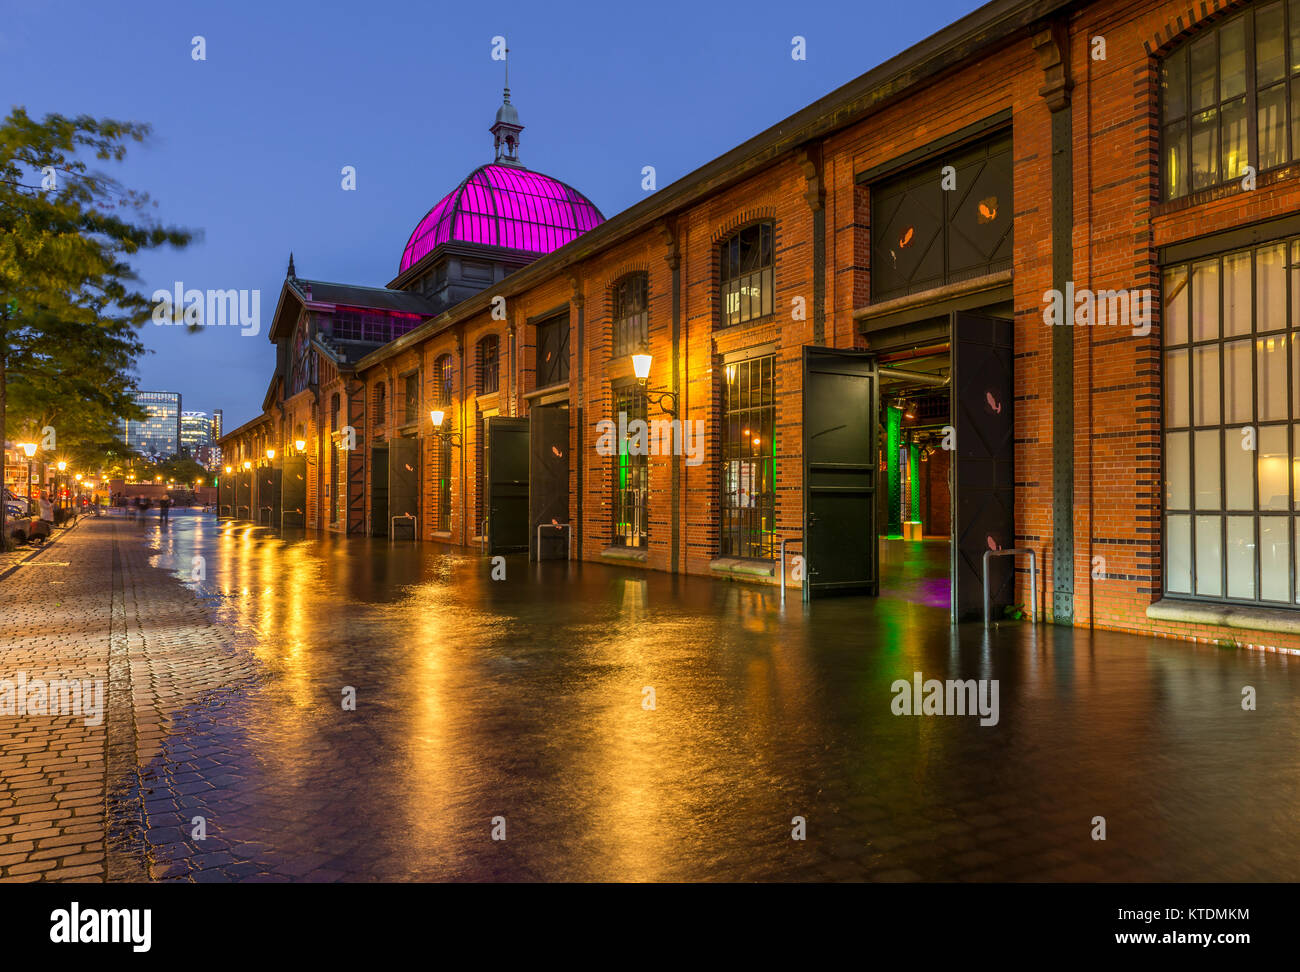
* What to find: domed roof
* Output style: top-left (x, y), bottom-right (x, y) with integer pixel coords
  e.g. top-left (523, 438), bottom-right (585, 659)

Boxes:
top-left (399, 163), bottom-right (605, 274)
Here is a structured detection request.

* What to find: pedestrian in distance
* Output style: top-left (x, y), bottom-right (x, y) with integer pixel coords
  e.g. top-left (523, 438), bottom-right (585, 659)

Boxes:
top-left (159, 494), bottom-right (171, 523)
top-left (31, 491), bottom-right (54, 544)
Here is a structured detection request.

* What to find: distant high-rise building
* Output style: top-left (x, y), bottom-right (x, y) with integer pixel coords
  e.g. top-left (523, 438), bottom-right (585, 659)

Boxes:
top-left (212, 409), bottom-right (223, 442)
top-left (180, 410), bottom-right (213, 455)
top-left (123, 391), bottom-right (181, 459)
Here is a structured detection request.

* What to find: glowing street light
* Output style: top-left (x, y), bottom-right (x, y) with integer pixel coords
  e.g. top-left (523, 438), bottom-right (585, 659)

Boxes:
top-left (629, 346), bottom-right (679, 418)
top-left (294, 439), bottom-right (306, 453)
top-left (430, 408), bottom-right (460, 447)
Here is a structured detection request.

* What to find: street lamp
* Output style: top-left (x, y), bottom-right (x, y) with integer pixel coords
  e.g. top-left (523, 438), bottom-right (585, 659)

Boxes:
top-left (430, 409), bottom-right (461, 447)
top-left (294, 439), bottom-right (306, 453)
top-left (18, 442), bottom-right (37, 503)
top-left (243, 461), bottom-right (251, 471)
top-left (266, 447), bottom-right (275, 463)
top-left (55, 460), bottom-right (66, 514)
top-left (630, 347), bottom-right (679, 418)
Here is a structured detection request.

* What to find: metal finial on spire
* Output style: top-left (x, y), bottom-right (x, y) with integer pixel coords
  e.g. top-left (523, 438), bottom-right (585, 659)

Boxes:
top-left (287, 252), bottom-right (296, 278)
top-left (490, 50), bottom-right (523, 165)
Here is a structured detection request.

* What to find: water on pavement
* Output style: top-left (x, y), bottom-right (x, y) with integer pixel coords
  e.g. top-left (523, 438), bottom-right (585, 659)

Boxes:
top-left (118, 510), bottom-right (1300, 881)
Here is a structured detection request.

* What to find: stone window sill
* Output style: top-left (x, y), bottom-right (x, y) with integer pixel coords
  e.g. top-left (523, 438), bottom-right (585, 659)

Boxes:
top-left (709, 557), bottom-right (775, 580)
top-left (601, 546), bottom-right (648, 563)
top-left (1147, 597), bottom-right (1300, 635)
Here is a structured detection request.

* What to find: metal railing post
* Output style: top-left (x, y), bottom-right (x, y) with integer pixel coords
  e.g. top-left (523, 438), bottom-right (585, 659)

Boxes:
top-left (779, 536), bottom-right (803, 607)
top-left (537, 523), bottom-right (572, 561)
top-left (983, 547), bottom-right (1039, 628)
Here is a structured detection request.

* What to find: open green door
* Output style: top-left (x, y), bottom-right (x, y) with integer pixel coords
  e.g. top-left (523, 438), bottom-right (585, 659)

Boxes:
top-left (486, 416), bottom-right (529, 554)
top-left (802, 346), bottom-right (879, 597)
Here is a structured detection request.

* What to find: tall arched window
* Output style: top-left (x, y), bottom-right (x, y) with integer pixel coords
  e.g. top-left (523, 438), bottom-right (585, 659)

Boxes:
top-left (435, 354), bottom-right (454, 406)
top-left (1160, 1), bottom-right (1300, 200)
top-left (613, 272), bottom-right (649, 356)
top-left (719, 222), bottom-right (773, 326)
top-left (373, 382), bottom-right (386, 426)
top-left (477, 335), bottom-right (500, 394)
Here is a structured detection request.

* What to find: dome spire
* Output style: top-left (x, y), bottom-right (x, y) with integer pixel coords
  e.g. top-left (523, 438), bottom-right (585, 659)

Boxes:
top-left (491, 47), bottom-right (523, 166)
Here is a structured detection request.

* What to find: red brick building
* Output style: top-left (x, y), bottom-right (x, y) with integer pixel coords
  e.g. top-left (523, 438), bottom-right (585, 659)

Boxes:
top-left (221, 0), bottom-right (1300, 649)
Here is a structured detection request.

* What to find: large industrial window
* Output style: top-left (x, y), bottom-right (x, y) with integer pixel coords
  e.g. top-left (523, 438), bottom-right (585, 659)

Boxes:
top-left (373, 382), bottom-right (386, 427)
top-left (720, 354), bottom-right (776, 559)
top-left (536, 313), bottom-right (569, 387)
top-left (1163, 237), bottom-right (1299, 604)
top-left (719, 223), bottom-right (774, 327)
top-left (612, 385), bottom-right (649, 548)
top-left (478, 335), bottom-right (500, 394)
top-left (1161, 1), bottom-right (1300, 200)
top-left (613, 273), bottom-right (649, 356)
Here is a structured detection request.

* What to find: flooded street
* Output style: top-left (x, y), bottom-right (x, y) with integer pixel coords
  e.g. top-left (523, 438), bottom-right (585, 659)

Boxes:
top-left (114, 511), bottom-right (1300, 881)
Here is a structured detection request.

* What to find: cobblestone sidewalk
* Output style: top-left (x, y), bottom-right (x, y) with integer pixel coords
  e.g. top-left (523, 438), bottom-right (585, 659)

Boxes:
top-left (0, 517), bottom-right (256, 882)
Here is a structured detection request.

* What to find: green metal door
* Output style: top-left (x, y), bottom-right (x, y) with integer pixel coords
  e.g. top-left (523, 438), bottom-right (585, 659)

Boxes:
top-left (529, 406), bottom-right (569, 560)
top-left (281, 456), bottom-right (307, 529)
top-left (950, 311), bottom-right (1015, 622)
top-left (486, 416), bottom-right (529, 554)
top-left (370, 446), bottom-right (389, 537)
top-left (802, 346), bottom-right (879, 597)
top-left (388, 436), bottom-right (419, 539)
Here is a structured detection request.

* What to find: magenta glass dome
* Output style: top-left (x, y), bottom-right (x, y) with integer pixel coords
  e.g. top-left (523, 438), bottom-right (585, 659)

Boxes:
top-left (399, 164), bottom-right (605, 273)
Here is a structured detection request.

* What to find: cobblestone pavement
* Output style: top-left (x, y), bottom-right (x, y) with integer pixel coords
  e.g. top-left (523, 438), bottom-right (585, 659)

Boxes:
top-left (0, 514), bottom-right (256, 882)
top-left (4, 511), bottom-right (1300, 882)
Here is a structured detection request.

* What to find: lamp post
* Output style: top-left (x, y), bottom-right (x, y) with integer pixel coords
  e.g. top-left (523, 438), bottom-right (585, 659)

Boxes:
top-left (429, 409), bottom-right (461, 447)
top-left (18, 442), bottom-right (37, 505)
top-left (56, 460), bottom-right (66, 518)
top-left (630, 347), bottom-right (679, 418)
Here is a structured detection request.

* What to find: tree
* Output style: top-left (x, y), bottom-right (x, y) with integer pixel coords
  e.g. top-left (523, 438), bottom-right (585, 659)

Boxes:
top-left (0, 107), bottom-right (193, 543)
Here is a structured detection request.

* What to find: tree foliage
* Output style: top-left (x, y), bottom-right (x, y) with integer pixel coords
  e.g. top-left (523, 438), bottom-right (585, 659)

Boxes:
top-left (0, 107), bottom-right (195, 537)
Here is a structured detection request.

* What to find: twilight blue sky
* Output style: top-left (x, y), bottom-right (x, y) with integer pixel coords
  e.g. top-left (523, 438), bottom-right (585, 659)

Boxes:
top-left (1, 0), bottom-right (984, 431)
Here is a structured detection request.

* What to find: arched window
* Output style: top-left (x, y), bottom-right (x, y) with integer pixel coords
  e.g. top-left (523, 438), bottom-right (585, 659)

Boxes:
top-left (373, 382), bottom-right (386, 426)
top-left (330, 393), bottom-right (340, 432)
top-left (435, 354), bottom-right (454, 406)
top-left (1160, 2), bottom-right (1300, 200)
top-left (613, 273), bottom-right (649, 356)
top-left (477, 335), bottom-right (500, 394)
top-left (719, 222), bottom-right (773, 327)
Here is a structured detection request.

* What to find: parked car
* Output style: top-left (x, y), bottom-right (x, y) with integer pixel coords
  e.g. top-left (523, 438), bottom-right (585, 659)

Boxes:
top-left (4, 500), bottom-right (35, 544)
top-left (3, 487), bottom-right (32, 517)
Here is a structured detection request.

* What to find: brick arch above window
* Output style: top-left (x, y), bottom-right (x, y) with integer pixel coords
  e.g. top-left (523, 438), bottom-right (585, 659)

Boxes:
top-left (712, 208), bottom-right (778, 245)
top-left (1143, 0), bottom-right (1250, 55)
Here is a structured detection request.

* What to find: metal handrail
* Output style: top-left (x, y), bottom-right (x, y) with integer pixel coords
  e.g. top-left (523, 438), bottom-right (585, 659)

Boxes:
top-left (390, 512), bottom-right (418, 542)
top-left (779, 536), bottom-right (804, 607)
top-left (536, 522), bottom-right (572, 561)
top-left (982, 547), bottom-right (1038, 629)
